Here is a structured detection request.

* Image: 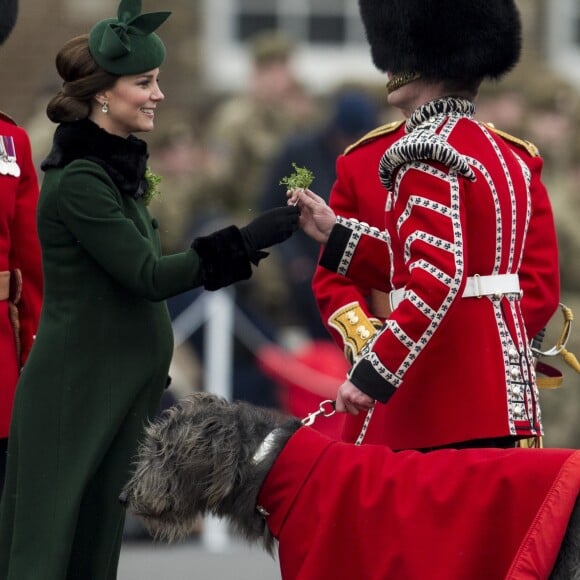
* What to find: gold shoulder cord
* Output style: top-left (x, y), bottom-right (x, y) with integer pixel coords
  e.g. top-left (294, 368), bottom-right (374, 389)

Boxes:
top-left (343, 120), bottom-right (405, 156)
top-left (484, 123), bottom-right (540, 157)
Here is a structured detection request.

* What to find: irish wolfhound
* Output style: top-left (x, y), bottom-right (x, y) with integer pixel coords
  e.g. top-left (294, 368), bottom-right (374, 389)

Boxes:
top-left (120, 393), bottom-right (580, 580)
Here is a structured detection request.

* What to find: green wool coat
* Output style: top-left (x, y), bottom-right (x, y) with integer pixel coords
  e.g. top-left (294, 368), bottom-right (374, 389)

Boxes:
top-left (0, 120), bottom-right (206, 580)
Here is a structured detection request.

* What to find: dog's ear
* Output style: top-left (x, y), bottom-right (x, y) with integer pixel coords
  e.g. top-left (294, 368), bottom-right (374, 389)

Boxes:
top-left (199, 416), bottom-right (243, 509)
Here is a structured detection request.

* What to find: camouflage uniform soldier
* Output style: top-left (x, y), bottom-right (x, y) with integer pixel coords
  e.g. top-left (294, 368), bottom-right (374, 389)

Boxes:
top-left (202, 31), bottom-right (312, 217)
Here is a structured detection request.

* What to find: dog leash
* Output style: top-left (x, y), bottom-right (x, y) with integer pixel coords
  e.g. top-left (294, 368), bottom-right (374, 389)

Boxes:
top-left (301, 399), bottom-right (373, 446)
top-left (301, 399), bottom-right (337, 426)
top-left (354, 407), bottom-right (374, 446)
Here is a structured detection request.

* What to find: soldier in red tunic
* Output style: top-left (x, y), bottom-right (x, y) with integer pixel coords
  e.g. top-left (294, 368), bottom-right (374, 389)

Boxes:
top-left (0, 0), bottom-right (43, 493)
top-left (291, 0), bottom-right (560, 451)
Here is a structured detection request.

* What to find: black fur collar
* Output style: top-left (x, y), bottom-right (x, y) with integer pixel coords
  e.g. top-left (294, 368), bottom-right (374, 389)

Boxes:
top-left (41, 118), bottom-right (149, 198)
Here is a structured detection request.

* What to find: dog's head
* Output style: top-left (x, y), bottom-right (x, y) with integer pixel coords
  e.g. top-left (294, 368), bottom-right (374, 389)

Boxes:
top-left (120, 392), bottom-right (299, 547)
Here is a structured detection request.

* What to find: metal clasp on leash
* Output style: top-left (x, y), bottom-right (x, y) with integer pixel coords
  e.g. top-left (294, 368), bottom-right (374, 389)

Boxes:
top-left (301, 400), bottom-right (336, 426)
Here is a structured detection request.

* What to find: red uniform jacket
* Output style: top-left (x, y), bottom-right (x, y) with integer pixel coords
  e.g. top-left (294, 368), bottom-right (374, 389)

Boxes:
top-left (0, 113), bottom-right (43, 438)
top-left (318, 98), bottom-right (559, 450)
top-left (258, 427), bottom-right (580, 580)
top-left (312, 121), bottom-right (405, 362)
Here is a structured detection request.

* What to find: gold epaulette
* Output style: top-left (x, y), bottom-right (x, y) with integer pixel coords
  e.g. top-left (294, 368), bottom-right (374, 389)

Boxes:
top-left (344, 120), bottom-right (405, 155)
top-left (328, 302), bottom-right (381, 361)
top-left (0, 111), bottom-right (16, 125)
top-left (484, 123), bottom-right (540, 157)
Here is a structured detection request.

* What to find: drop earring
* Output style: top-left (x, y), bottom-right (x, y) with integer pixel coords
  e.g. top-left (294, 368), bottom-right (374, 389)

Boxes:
top-left (101, 101), bottom-right (109, 114)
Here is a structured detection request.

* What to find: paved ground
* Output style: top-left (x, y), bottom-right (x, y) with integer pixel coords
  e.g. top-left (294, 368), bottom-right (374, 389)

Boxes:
top-left (118, 537), bottom-right (282, 580)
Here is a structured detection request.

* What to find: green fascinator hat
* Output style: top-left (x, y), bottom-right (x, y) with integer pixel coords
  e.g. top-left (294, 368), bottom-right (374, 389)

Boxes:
top-left (88, 0), bottom-right (171, 75)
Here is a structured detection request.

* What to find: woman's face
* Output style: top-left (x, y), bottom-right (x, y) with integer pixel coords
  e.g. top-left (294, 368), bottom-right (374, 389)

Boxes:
top-left (93, 68), bottom-right (164, 138)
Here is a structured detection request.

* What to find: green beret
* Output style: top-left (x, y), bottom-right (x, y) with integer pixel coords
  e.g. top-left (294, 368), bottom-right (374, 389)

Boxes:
top-left (88, 0), bottom-right (170, 75)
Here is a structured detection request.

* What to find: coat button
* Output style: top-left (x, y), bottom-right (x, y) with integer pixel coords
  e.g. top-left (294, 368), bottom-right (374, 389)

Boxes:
top-left (347, 312), bottom-right (359, 324)
top-left (356, 326), bottom-right (370, 339)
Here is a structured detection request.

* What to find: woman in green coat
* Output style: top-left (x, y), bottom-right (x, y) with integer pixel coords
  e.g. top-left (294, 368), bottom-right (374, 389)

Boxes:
top-left (0, 2), bottom-right (299, 578)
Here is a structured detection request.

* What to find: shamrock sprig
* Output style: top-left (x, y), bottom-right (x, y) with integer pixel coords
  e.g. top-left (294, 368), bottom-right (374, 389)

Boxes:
top-left (142, 167), bottom-right (163, 206)
top-left (279, 162), bottom-right (315, 190)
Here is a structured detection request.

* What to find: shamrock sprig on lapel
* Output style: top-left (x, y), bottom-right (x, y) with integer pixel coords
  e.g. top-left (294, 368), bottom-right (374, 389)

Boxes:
top-left (142, 167), bottom-right (163, 206)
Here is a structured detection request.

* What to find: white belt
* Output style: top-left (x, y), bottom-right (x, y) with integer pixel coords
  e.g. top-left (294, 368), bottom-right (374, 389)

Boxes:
top-left (389, 273), bottom-right (521, 310)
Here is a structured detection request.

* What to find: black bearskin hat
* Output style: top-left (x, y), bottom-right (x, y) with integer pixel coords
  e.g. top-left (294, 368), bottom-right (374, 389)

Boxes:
top-left (0, 0), bottom-right (18, 45)
top-left (358, 0), bottom-right (522, 82)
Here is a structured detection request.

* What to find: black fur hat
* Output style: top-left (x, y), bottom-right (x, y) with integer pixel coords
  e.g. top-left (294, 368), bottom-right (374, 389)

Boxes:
top-left (358, 0), bottom-right (522, 82)
top-left (0, 0), bottom-right (18, 45)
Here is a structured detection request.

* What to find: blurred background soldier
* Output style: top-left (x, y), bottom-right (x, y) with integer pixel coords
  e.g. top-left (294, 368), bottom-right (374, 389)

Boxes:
top-left (260, 88), bottom-right (381, 339)
top-left (201, 30), bottom-right (315, 219)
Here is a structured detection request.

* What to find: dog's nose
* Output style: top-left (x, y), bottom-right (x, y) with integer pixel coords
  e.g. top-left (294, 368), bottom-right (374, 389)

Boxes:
top-left (118, 490), bottom-right (129, 506)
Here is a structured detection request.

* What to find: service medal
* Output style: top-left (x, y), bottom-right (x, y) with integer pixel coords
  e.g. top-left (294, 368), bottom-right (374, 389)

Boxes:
top-left (0, 135), bottom-right (20, 177)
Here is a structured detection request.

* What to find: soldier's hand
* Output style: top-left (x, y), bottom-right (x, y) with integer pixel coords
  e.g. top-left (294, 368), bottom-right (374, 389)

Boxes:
top-left (336, 380), bottom-right (375, 415)
top-left (287, 188), bottom-right (336, 243)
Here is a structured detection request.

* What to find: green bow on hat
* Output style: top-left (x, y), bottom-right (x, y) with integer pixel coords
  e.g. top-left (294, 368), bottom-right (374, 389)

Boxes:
top-left (88, 0), bottom-right (171, 75)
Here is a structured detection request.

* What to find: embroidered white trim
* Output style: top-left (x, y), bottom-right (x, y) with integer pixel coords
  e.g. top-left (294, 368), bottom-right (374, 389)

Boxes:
top-left (380, 128), bottom-right (476, 191)
top-left (335, 216), bottom-right (389, 277)
top-left (480, 125), bottom-right (519, 272)
top-left (463, 156), bottom-right (504, 273)
top-left (355, 406), bottom-right (375, 446)
top-left (397, 193), bottom-right (452, 232)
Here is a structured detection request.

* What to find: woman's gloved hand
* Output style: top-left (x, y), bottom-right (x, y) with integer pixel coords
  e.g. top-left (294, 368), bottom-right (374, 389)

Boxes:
top-left (240, 206), bottom-right (300, 264)
top-left (192, 206), bottom-right (300, 290)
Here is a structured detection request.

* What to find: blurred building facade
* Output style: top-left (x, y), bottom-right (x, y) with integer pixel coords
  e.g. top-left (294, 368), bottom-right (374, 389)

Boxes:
top-left (2, 0), bottom-right (580, 121)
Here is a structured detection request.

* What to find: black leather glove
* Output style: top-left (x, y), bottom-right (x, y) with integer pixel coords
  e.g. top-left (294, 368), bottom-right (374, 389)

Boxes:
top-left (240, 206), bottom-right (300, 265)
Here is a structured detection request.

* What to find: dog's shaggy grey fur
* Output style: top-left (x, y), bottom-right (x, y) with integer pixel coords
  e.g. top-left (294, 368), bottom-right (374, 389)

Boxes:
top-left (120, 393), bottom-right (300, 553)
top-left (121, 393), bottom-right (580, 579)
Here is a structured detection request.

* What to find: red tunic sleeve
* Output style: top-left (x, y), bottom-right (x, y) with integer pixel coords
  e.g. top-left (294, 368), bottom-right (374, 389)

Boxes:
top-left (312, 155), bottom-right (385, 356)
top-left (312, 123), bottom-right (404, 361)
